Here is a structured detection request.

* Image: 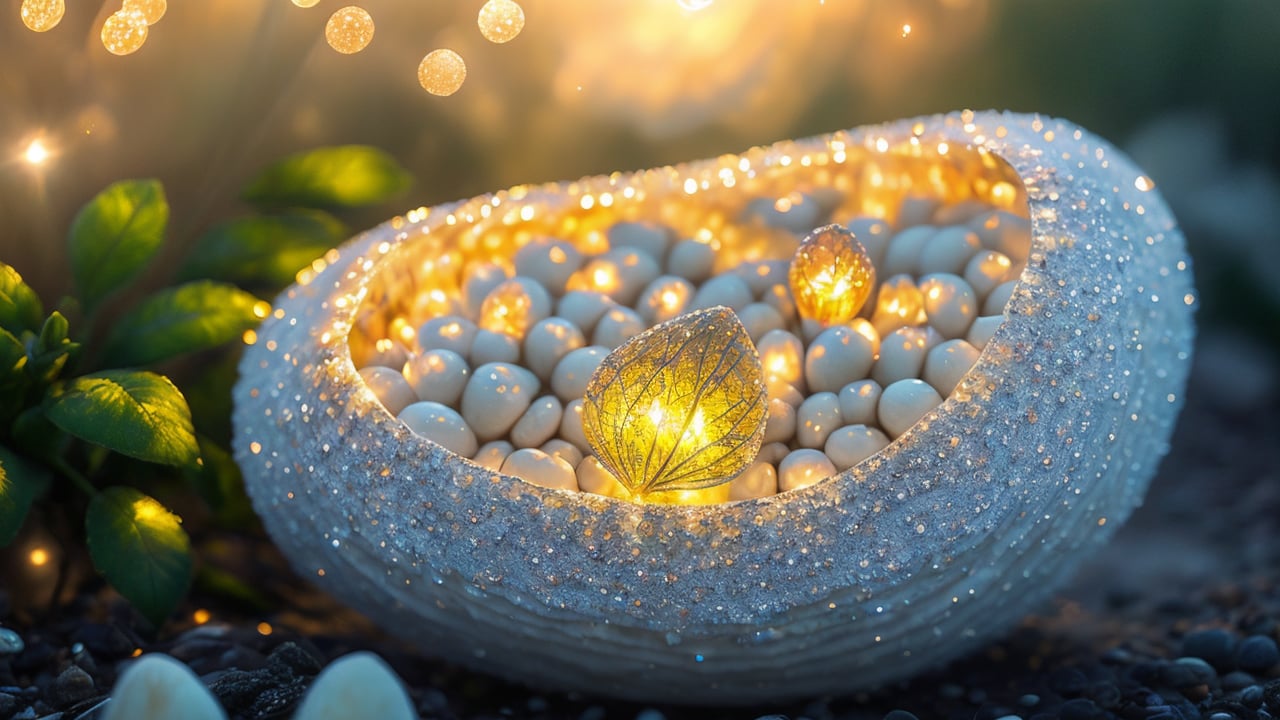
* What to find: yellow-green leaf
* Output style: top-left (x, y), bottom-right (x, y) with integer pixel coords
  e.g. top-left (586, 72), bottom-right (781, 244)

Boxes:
top-left (86, 487), bottom-right (192, 627)
top-left (0, 262), bottom-right (44, 334)
top-left (0, 446), bottom-right (51, 546)
top-left (103, 281), bottom-right (261, 367)
top-left (243, 145), bottom-right (411, 210)
top-left (178, 210), bottom-right (347, 287)
top-left (68, 179), bottom-right (168, 311)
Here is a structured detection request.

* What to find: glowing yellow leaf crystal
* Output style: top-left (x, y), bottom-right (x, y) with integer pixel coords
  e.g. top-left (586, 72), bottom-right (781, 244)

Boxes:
top-left (582, 306), bottom-right (767, 499)
top-left (789, 224), bottom-right (876, 325)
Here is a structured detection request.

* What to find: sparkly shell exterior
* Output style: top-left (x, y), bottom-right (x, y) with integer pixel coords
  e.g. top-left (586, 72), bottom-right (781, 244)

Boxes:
top-left (232, 111), bottom-right (1195, 703)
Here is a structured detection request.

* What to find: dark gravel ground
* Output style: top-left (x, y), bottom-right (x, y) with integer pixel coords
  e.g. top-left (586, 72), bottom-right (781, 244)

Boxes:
top-left (2, 328), bottom-right (1278, 720)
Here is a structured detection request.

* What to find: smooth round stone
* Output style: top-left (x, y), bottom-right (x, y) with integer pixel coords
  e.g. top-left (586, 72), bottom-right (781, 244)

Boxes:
top-left (882, 225), bottom-right (935, 277)
top-left (825, 424), bottom-right (890, 470)
top-left (557, 291), bottom-right (614, 335)
top-left (666, 239), bottom-right (716, 284)
top-left (923, 339), bottom-right (981, 397)
top-left (478, 276), bottom-right (554, 338)
top-left (636, 275), bottom-right (695, 324)
top-left (460, 362), bottom-right (540, 441)
top-left (540, 439), bottom-right (583, 468)
top-left (838, 379), bottom-right (882, 426)
top-left (0, 627), bottom-right (23, 654)
top-left (472, 440), bottom-right (513, 471)
top-left (510, 395), bottom-right (564, 448)
top-left (796, 391), bottom-right (843, 449)
top-left (879, 378), bottom-right (944, 438)
top-left (762, 397), bottom-right (797, 444)
top-left (501, 448), bottom-right (577, 491)
top-left (970, 210), bottom-right (1032, 262)
top-left (932, 199), bottom-right (990, 226)
top-left (462, 262), bottom-right (511, 317)
top-left (735, 260), bottom-right (790, 297)
top-left (608, 221), bottom-right (672, 264)
top-left (964, 250), bottom-right (1016, 300)
top-left (766, 378), bottom-right (805, 408)
top-left (757, 329), bottom-right (805, 389)
top-left (551, 346), bottom-right (608, 403)
top-left (403, 348), bottom-right (471, 406)
top-left (515, 239), bottom-right (584, 296)
top-left (576, 455), bottom-right (622, 497)
top-left (690, 273), bottom-right (753, 312)
top-left (919, 273), bottom-right (978, 338)
top-left (741, 192), bottom-right (822, 233)
top-left (523, 318), bottom-right (586, 382)
top-left (761, 284), bottom-right (798, 324)
top-left (593, 306), bottom-right (647, 349)
top-left (737, 303), bottom-right (786, 342)
top-left (359, 366), bottom-right (418, 416)
top-left (919, 226), bottom-right (981, 275)
top-left (728, 462), bottom-right (778, 501)
top-left (757, 441), bottom-right (790, 466)
top-left (983, 279), bottom-right (1019, 316)
top-left (559, 399), bottom-right (589, 452)
top-left (872, 327), bottom-right (930, 387)
top-left (600, 248), bottom-right (662, 306)
top-left (364, 340), bottom-right (411, 370)
top-left (870, 274), bottom-right (927, 337)
top-left (417, 315), bottom-right (478, 357)
top-left (804, 325), bottom-right (876, 393)
top-left (845, 217), bottom-right (893, 269)
top-left (896, 195), bottom-right (940, 229)
top-left (398, 401), bottom-right (478, 457)
top-left (777, 449), bottom-right (837, 492)
top-left (967, 314), bottom-right (1004, 350)
top-left (469, 328), bottom-right (521, 366)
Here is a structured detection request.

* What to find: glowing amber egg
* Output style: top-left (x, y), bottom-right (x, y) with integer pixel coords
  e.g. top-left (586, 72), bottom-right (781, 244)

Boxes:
top-left (477, 0), bottom-right (525, 44)
top-left (871, 274), bottom-right (928, 336)
top-left (20, 0), bottom-right (64, 32)
top-left (582, 306), bottom-right (766, 499)
top-left (325, 6), bottom-right (375, 54)
top-left (418, 49), bottom-right (467, 96)
top-left (122, 0), bottom-right (166, 25)
top-left (789, 224), bottom-right (876, 326)
top-left (101, 10), bottom-right (148, 56)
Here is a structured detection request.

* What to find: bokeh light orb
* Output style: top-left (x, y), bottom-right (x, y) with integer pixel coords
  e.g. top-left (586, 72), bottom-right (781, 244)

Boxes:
top-left (122, 0), bottom-right (166, 26)
top-left (325, 6), bottom-right (375, 55)
top-left (418, 49), bottom-right (467, 96)
top-left (19, 0), bottom-right (65, 33)
top-left (292, 0), bottom-right (321, 7)
top-left (101, 10), bottom-right (149, 56)
top-left (477, 0), bottom-right (525, 44)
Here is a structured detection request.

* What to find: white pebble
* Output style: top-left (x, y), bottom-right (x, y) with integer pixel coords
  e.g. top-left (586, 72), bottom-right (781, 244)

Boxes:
top-left (878, 378), bottom-right (944, 438)
top-left (766, 378), bottom-right (805, 407)
top-left (601, 248), bottom-right (662, 306)
top-left (103, 653), bottom-right (226, 720)
top-left (472, 440), bottom-right (513, 471)
top-left (666, 239), bottom-right (716, 283)
top-left (593, 306), bottom-right (647, 349)
top-left (403, 349), bottom-right (470, 406)
top-left (557, 291), bottom-right (614, 335)
top-left (540, 439), bottom-right (583, 468)
top-left (417, 315), bottom-right (477, 356)
top-left (970, 210), bottom-right (1031, 262)
top-left (359, 366), bottom-right (417, 416)
top-left (762, 397), bottom-right (796, 444)
top-left (757, 329), bottom-right (805, 389)
top-left (462, 262), bottom-right (510, 317)
top-left (919, 273), bottom-right (978, 338)
top-left (882, 225), bottom-right (935, 277)
top-left (608, 221), bottom-right (672, 264)
top-left (932, 199), bottom-right (989, 226)
top-left (460, 362), bottom-right (540, 441)
top-left (983, 279), bottom-right (1019, 315)
top-left (796, 391), bottom-right (843, 449)
top-left (966, 314), bottom-right (1003, 350)
top-left (964, 250), bottom-right (1016, 300)
top-left (523, 318), bottom-right (586, 382)
top-left (742, 193), bottom-right (822, 233)
top-left (477, 276), bottom-right (553, 338)
top-left (735, 260), bottom-right (790, 297)
top-left (576, 455), bottom-right (622, 497)
top-left (510, 395), bottom-right (564, 448)
top-left (845, 217), bottom-right (893, 269)
top-left (551, 346), bottom-right (609, 403)
top-left (896, 196), bottom-right (940, 229)
top-left (293, 653), bottom-right (415, 720)
top-left (761, 284), bottom-right (798, 324)
top-left (757, 441), bottom-right (791, 466)
top-left (923, 339), bottom-right (981, 396)
top-left (364, 340), bottom-right (410, 370)
top-left (728, 462), bottom-right (778, 501)
top-left (804, 325), bottom-right (877, 393)
top-left (870, 274), bottom-right (927, 337)
top-left (398, 401), bottom-right (478, 457)
top-left (737, 303), bottom-right (786, 342)
top-left (501, 448), bottom-right (577, 491)
top-left (872, 327), bottom-right (930, 387)
top-left (469, 328), bottom-right (521, 366)
top-left (514, 239), bottom-right (583, 296)
top-left (919, 226), bottom-right (981, 275)
top-left (838, 379), bottom-right (882, 426)
top-left (559, 399), bottom-right (590, 452)
top-left (636, 275), bottom-right (695, 324)
top-left (825, 424), bottom-right (890, 470)
top-left (777, 449), bottom-right (837, 492)
top-left (690, 273), bottom-right (753, 311)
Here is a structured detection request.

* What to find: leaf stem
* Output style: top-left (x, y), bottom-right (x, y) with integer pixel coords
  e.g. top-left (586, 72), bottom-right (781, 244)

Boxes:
top-left (50, 456), bottom-right (96, 497)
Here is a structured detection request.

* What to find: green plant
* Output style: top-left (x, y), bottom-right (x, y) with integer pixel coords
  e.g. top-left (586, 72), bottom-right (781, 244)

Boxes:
top-left (0, 145), bottom-right (411, 627)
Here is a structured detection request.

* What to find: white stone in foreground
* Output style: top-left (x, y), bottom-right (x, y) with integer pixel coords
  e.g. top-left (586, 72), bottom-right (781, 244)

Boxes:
top-left (104, 653), bottom-right (225, 720)
top-left (294, 652), bottom-right (414, 720)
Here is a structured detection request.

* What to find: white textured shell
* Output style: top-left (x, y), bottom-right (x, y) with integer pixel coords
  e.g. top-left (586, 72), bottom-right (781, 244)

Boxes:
top-left (233, 112), bottom-right (1195, 704)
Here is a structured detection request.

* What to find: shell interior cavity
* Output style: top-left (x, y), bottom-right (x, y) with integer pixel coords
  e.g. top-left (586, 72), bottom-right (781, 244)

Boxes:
top-left (233, 111), bottom-right (1195, 703)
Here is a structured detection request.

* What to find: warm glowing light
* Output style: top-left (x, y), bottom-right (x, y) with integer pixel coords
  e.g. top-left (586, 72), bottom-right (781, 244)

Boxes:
top-left (325, 6), bottom-right (375, 54)
top-left (292, 0), bottom-right (321, 6)
top-left (20, 0), bottom-right (64, 32)
top-left (677, 0), bottom-right (715, 10)
top-left (23, 139), bottom-right (50, 165)
top-left (478, 0), bottom-right (525, 44)
top-left (582, 307), bottom-right (766, 499)
top-left (101, 10), bottom-right (148, 55)
top-left (871, 275), bottom-right (928, 335)
top-left (418, 49), bottom-right (467, 96)
top-left (789, 224), bottom-right (876, 326)
top-left (193, 609), bottom-right (211, 624)
top-left (122, 0), bottom-right (166, 25)
top-left (566, 261), bottom-right (621, 295)
top-left (901, 23), bottom-right (912, 37)
top-left (1134, 175), bottom-right (1155, 192)
top-left (29, 548), bottom-right (49, 566)
top-left (257, 622), bottom-right (273, 635)
top-left (478, 281), bottom-right (535, 338)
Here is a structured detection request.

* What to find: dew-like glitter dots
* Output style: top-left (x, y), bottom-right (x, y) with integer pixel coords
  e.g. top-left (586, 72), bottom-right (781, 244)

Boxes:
top-left (418, 49), bottom-right (467, 96)
top-left (19, 0), bottom-right (64, 32)
top-left (101, 10), bottom-right (148, 56)
top-left (477, 0), bottom-right (526, 44)
top-left (325, 6), bottom-right (375, 54)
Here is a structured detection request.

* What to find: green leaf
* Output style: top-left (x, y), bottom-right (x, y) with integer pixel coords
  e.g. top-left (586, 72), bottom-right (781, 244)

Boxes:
top-left (86, 486), bottom-right (192, 626)
top-left (0, 446), bottom-right (51, 546)
top-left (68, 179), bottom-right (169, 311)
top-left (243, 146), bottom-right (411, 210)
top-left (178, 210), bottom-right (347, 287)
top-left (44, 370), bottom-right (200, 468)
top-left (11, 406), bottom-right (67, 463)
top-left (0, 263), bottom-right (44, 334)
top-left (26, 312), bottom-right (79, 385)
top-left (102, 281), bottom-right (261, 367)
top-left (0, 329), bottom-right (32, 420)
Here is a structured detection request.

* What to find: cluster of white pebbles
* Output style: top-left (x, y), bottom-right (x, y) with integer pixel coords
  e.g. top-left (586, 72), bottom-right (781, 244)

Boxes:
top-left (356, 193), bottom-right (1030, 501)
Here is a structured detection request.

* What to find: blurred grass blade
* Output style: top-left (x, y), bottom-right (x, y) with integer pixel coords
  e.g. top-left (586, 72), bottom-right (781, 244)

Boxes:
top-left (68, 180), bottom-right (169, 312)
top-left (44, 370), bottom-right (200, 468)
top-left (0, 446), bottom-right (51, 546)
top-left (86, 486), bottom-right (192, 627)
top-left (103, 281), bottom-right (261, 367)
top-left (179, 210), bottom-right (347, 287)
top-left (243, 145), bottom-right (411, 210)
top-left (0, 262), bottom-right (44, 334)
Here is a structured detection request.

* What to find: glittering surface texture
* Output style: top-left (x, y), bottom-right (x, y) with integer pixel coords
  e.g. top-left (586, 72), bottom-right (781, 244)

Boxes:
top-left (232, 111), bottom-right (1195, 703)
